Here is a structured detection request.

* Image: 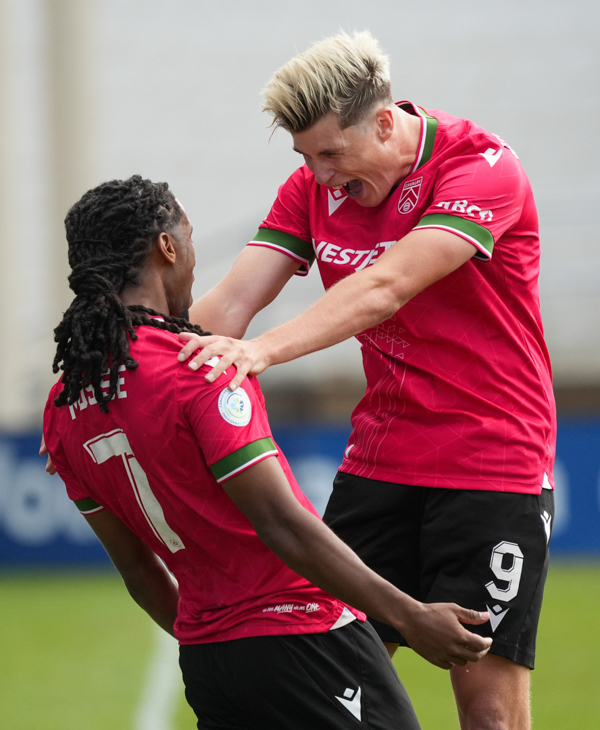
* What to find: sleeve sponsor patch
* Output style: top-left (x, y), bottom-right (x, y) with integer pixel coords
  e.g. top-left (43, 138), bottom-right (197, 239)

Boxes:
top-left (218, 387), bottom-right (252, 427)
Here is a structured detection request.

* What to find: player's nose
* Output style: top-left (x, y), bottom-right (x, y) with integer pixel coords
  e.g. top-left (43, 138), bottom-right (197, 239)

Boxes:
top-left (312, 161), bottom-right (336, 186)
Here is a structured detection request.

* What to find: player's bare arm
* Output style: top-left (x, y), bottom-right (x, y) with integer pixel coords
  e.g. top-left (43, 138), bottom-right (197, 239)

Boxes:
top-left (188, 246), bottom-right (300, 337)
top-left (223, 455), bottom-right (492, 670)
top-left (178, 227), bottom-right (476, 389)
top-left (84, 509), bottom-right (180, 636)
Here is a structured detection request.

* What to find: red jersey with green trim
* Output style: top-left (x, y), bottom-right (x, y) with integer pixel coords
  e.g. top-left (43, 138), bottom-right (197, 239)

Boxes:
top-left (248, 102), bottom-right (556, 494)
top-left (43, 325), bottom-right (362, 644)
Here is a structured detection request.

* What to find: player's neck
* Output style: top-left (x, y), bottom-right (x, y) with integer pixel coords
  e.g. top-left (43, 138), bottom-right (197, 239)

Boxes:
top-left (392, 106), bottom-right (422, 183)
top-left (120, 270), bottom-right (171, 318)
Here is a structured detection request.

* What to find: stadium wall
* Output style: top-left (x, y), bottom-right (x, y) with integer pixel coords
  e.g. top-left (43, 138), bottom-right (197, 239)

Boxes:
top-left (1, 420), bottom-right (599, 567)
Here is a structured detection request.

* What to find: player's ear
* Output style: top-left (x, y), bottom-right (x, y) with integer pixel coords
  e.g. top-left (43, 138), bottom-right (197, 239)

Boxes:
top-left (156, 232), bottom-right (177, 265)
top-left (375, 107), bottom-right (394, 142)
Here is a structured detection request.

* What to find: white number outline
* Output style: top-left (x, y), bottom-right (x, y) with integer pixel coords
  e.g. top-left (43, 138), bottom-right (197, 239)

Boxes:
top-left (485, 541), bottom-right (523, 602)
top-left (84, 429), bottom-right (185, 553)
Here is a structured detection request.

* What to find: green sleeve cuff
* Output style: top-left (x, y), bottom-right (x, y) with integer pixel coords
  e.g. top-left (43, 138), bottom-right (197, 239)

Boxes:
top-left (210, 437), bottom-right (278, 483)
top-left (414, 213), bottom-right (494, 260)
top-left (249, 229), bottom-right (315, 275)
top-left (74, 497), bottom-right (104, 514)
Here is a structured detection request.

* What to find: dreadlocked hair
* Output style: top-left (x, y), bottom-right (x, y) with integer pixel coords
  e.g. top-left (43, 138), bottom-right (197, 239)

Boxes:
top-left (52, 175), bottom-right (209, 413)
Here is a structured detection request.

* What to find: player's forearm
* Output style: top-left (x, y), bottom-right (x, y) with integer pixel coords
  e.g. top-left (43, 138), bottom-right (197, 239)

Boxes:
top-left (84, 510), bottom-right (180, 636)
top-left (122, 557), bottom-right (180, 637)
top-left (250, 229), bottom-right (478, 369)
top-left (255, 507), bottom-right (420, 634)
top-left (253, 269), bottom-right (402, 367)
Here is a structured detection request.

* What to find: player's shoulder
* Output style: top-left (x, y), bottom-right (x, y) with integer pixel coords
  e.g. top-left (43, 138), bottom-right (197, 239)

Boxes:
top-left (178, 357), bottom-right (262, 398)
top-left (131, 323), bottom-right (181, 349)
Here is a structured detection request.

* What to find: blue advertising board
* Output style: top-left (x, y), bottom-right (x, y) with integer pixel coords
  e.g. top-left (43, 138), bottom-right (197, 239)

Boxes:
top-left (0, 421), bottom-right (599, 567)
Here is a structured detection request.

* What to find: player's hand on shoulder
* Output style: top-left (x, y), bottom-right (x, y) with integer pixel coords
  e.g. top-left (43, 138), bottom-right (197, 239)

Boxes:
top-left (402, 601), bottom-right (492, 670)
top-left (177, 332), bottom-right (269, 391)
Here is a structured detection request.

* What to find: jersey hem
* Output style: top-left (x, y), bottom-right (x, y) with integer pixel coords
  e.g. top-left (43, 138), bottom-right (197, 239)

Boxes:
top-left (338, 465), bottom-right (545, 495)
top-left (176, 605), bottom-right (365, 645)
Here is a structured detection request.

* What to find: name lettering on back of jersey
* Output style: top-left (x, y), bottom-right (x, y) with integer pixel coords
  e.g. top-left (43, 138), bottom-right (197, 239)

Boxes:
top-left (69, 365), bottom-right (127, 419)
top-left (398, 176), bottom-right (423, 214)
top-left (314, 239), bottom-right (396, 272)
top-left (328, 188), bottom-right (347, 216)
top-left (435, 200), bottom-right (493, 222)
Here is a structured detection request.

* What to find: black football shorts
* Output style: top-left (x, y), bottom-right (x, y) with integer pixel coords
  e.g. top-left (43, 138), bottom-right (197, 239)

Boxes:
top-left (323, 472), bottom-right (554, 669)
top-left (179, 620), bottom-right (420, 729)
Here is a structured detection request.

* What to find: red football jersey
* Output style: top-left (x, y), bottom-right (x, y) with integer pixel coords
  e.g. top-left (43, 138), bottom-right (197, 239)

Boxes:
top-left (248, 102), bottom-right (556, 494)
top-left (44, 324), bottom-right (362, 644)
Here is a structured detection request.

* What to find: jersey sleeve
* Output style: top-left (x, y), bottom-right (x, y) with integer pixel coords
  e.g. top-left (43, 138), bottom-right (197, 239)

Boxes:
top-left (43, 388), bottom-right (105, 514)
top-left (414, 144), bottom-right (528, 261)
top-left (178, 364), bottom-right (279, 483)
top-left (248, 167), bottom-right (315, 276)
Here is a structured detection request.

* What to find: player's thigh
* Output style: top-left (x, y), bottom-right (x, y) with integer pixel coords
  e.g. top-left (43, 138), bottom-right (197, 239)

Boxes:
top-left (323, 472), bottom-right (426, 644)
top-left (420, 487), bottom-right (554, 669)
top-left (180, 622), bottom-right (421, 730)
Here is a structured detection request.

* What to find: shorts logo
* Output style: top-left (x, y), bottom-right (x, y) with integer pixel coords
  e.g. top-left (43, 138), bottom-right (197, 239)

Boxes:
top-left (398, 176), bottom-right (422, 214)
top-left (486, 604), bottom-right (510, 633)
top-left (218, 387), bottom-right (252, 427)
top-left (335, 687), bottom-right (362, 721)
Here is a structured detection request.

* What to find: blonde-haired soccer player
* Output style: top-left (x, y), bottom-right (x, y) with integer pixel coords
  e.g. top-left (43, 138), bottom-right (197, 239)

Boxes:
top-left (180, 31), bottom-right (556, 730)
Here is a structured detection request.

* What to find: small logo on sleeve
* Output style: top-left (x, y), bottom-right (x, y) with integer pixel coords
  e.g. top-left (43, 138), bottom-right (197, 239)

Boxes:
top-left (398, 176), bottom-right (422, 214)
top-left (218, 387), bottom-right (252, 426)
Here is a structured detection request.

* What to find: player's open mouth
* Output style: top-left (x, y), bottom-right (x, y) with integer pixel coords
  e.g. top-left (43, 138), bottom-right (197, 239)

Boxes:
top-left (342, 180), bottom-right (363, 198)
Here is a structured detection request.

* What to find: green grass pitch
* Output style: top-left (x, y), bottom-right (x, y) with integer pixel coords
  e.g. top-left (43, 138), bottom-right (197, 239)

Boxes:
top-left (1, 561), bottom-right (598, 729)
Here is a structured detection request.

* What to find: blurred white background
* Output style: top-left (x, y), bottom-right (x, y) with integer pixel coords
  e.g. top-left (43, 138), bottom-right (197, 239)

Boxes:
top-left (1, 0), bottom-right (599, 428)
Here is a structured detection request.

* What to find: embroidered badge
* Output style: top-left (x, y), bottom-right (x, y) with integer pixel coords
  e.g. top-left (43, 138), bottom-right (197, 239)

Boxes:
top-left (397, 177), bottom-right (423, 214)
top-left (218, 387), bottom-right (252, 427)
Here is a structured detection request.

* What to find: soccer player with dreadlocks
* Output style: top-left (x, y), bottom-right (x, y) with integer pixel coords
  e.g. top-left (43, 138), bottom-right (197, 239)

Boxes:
top-left (43, 175), bottom-right (491, 730)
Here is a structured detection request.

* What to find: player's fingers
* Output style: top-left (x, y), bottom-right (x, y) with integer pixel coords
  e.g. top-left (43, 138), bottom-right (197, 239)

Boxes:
top-left (455, 606), bottom-right (490, 626)
top-left (177, 333), bottom-right (214, 362)
top-left (205, 355), bottom-right (240, 384)
top-left (227, 365), bottom-right (251, 391)
top-left (39, 435), bottom-right (47, 456)
top-left (45, 454), bottom-right (57, 475)
top-left (455, 629), bottom-right (493, 658)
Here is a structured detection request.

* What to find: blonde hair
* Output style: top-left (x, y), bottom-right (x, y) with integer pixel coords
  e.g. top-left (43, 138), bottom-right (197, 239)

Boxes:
top-left (262, 31), bottom-right (392, 133)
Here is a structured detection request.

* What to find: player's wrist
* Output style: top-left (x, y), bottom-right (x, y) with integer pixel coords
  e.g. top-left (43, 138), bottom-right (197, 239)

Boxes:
top-left (386, 591), bottom-right (425, 636)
